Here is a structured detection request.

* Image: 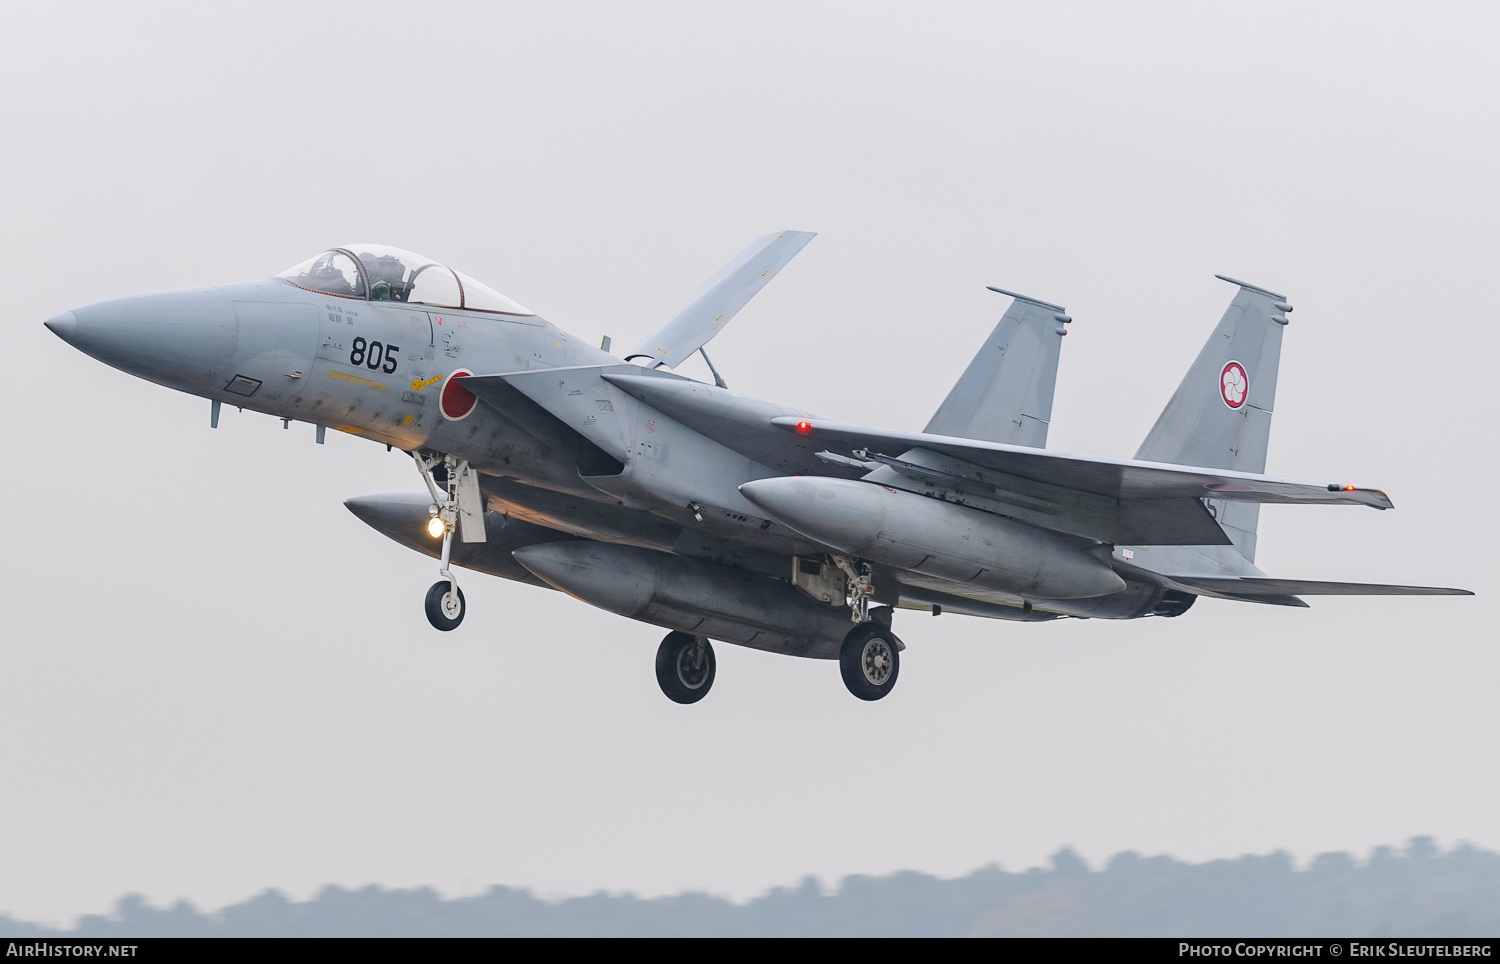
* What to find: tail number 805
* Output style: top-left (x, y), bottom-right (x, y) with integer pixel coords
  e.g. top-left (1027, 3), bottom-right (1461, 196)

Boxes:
top-left (350, 337), bottom-right (400, 375)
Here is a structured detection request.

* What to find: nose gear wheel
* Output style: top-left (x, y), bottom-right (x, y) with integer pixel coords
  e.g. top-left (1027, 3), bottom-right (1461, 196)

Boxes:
top-left (413, 450), bottom-right (471, 631)
top-left (424, 581), bottom-right (466, 631)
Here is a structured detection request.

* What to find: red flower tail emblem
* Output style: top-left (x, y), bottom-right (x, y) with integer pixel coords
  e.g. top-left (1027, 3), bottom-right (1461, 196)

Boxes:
top-left (1220, 361), bottom-right (1248, 409)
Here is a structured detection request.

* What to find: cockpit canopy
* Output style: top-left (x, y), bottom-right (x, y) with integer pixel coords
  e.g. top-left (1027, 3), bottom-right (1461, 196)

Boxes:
top-left (276, 244), bottom-right (533, 315)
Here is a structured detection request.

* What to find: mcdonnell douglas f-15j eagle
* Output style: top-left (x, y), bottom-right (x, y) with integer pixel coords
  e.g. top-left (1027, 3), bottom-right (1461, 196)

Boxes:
top-left (46, 233), bottom-right (1470, 702)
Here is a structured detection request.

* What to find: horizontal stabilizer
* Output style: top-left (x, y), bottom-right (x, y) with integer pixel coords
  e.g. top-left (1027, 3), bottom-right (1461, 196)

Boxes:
top-left (626, 230), bottom-right (815, 370)
top-left (1169, 576), bottom-right (1472, 597)
top-left (1219, 593), bottom-right (1310, 608)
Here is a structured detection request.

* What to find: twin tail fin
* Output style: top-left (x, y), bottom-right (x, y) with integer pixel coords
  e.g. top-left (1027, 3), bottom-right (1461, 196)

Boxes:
top-left (924, 287), bottom-right (1070, 447)
top-left (1133, 276), bottom-right (1292, 562)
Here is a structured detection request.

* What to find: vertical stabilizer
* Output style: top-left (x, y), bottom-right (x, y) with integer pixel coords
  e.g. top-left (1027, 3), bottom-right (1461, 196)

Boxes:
top-left (626, 230), bottom-right (815, 371)
top-left (924, 287), bottom-right (1069, 447)
top-left (1133, 276), bottom-right (1292, 561)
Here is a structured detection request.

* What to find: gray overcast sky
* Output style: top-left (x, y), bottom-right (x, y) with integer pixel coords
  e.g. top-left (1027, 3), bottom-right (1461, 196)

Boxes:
top-left (2, 0), bottom-right (1496, 925)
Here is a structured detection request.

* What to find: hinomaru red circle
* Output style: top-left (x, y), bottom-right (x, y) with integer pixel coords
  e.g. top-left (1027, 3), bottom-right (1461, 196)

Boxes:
top-left (440, 369), bottom-right (477, 420)
top-left (1219, 360), bottom-right (1249, 409)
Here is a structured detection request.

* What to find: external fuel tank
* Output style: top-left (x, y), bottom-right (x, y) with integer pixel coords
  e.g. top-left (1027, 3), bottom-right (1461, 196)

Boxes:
top-left (512, 541), bottom-right (855, 659)
top-left (738, 477), bottom-right (1125, 600)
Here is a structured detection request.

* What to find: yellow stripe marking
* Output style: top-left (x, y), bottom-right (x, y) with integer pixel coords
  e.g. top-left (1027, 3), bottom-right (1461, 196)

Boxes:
top-left (328, 370), bottom-right (387, 390)
top-left (335, 425), bottom-right (364, 434)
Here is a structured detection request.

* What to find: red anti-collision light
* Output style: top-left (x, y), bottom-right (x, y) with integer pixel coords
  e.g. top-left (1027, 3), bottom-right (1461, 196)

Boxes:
top-left (796, 421), bottom-right (812, 431)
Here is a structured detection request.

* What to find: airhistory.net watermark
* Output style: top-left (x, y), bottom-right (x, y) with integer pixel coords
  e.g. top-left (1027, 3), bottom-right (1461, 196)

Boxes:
top-left (5, 945), bottom-right (138, 957)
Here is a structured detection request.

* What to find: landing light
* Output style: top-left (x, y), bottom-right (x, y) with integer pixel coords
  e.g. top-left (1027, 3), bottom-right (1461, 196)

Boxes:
top-left (427, 517), bottom-right (446, 539)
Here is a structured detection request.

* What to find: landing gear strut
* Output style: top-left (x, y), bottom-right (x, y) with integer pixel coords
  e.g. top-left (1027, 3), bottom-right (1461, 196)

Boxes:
top-left (827, 555), bottom-right (901, 699)
top-left (415, 451), bottom-right (468, 631)
top-left (831, 554), bottom-right (875, 623)
top-left (655, 632), bottom-right (716, 704)
top-left (840, 622), bottom-right (901, 701)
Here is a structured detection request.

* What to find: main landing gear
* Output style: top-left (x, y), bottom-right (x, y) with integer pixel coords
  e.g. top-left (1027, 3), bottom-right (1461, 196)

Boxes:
top-left (655, 632), bottom-right (716, 704)
top-left (649, 622), bottom-right (900, 703)
top-left (830, 554), bottom-right (901, 700)
top-left (839, 622), bottom-right (901, 701)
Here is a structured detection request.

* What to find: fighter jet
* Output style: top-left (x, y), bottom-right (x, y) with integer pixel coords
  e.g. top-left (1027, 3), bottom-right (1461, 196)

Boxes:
top-left (45, 233), bottom-right (1470, 703)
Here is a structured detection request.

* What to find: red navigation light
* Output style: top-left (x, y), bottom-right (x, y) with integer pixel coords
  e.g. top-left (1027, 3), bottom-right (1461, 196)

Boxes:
top-left (797, 421), bottom-right (812, 432)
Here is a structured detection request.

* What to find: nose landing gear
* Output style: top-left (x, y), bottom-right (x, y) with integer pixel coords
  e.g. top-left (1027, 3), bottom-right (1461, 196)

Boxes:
top-left (413, 450), bottom-right (481, 632)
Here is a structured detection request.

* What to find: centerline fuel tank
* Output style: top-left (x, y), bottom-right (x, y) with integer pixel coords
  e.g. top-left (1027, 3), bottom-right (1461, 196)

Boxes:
top-left (512, 541), bottom-right (855, 659)
top-left (738, 477), bottom-right (1125, 600)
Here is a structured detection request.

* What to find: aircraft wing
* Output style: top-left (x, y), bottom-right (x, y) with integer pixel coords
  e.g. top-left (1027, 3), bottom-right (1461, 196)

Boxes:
top-left (600, 369), bottom-right (841, 476)
top-left (625, 230), bottom-right (816, 371)
top-left (771, 417), bottom-right (1394, 509)
top-left (1163, 576), bottom-right (1472, 597)
top-left (597, 374), bottom-right (1392, 508)
top-left (595, 373), bottom-right (1394, 544)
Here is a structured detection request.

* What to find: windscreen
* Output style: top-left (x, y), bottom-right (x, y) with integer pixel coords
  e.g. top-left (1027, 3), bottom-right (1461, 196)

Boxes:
top-left (456, 270), bottom-right (533, 315)
top-left (276, 250), bottom-right (366, 299)
top-left (277, 245), bottom-right (533, 315)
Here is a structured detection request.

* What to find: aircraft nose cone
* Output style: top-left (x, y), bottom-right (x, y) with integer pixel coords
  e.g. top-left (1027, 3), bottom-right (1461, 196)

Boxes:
top-left (59, 288), bottom-right (237, 391)
top-left (44, 311), bottom-right (77, 341)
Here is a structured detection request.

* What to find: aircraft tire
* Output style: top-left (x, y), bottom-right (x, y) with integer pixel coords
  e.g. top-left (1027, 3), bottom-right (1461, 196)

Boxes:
top-left (839, 624), bottom-right (900, 701)
top-left (655, 632), bottom-right (716, 704)
top-left (424, 581), bottom-right (466, 631)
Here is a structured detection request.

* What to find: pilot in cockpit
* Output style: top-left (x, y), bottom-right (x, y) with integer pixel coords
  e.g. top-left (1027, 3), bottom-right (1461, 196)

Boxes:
top-left (363, 252), bottom-right (410, 302)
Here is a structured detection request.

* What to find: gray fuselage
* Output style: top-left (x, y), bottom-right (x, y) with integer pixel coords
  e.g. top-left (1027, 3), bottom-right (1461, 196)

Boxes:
top-left (47, 273), bottom-right (1186, 644)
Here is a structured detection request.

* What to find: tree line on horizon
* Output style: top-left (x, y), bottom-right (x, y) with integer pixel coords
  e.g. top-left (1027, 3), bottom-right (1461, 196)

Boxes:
top-left (3, 838), bottom-right (1497, 938)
